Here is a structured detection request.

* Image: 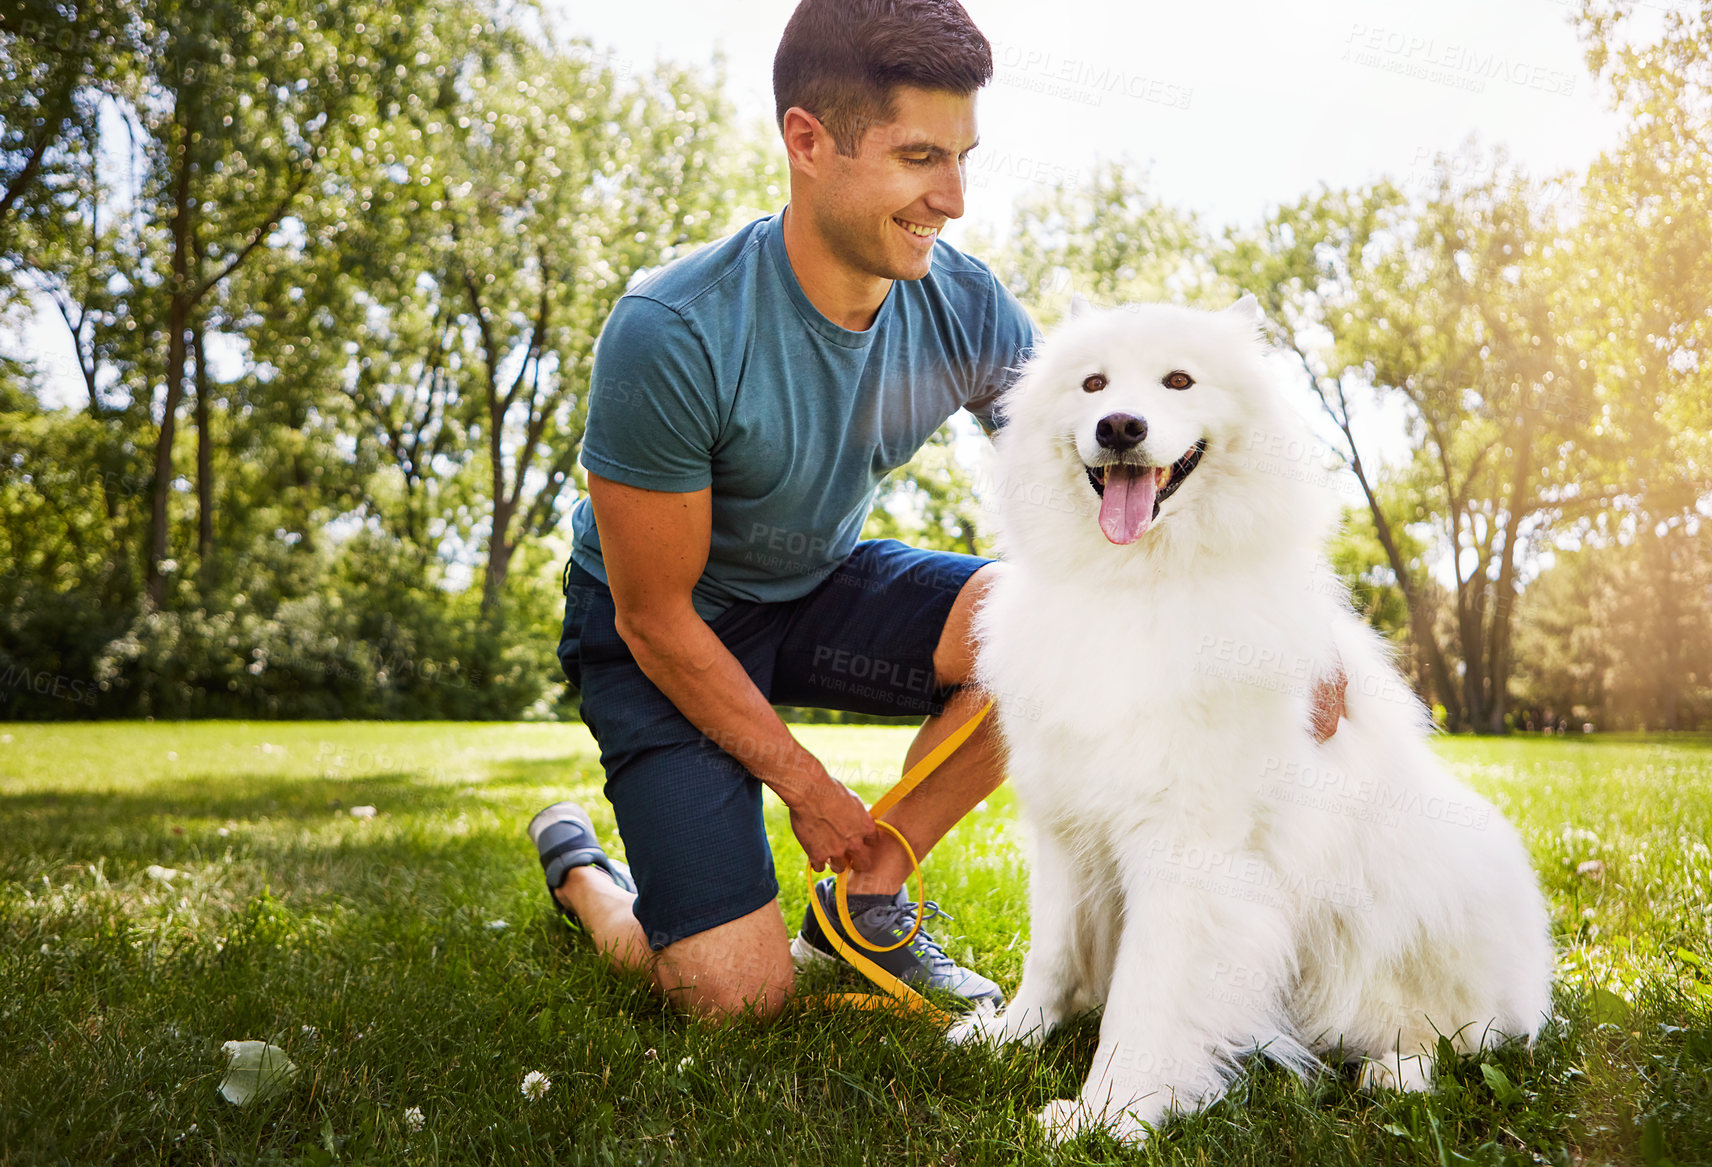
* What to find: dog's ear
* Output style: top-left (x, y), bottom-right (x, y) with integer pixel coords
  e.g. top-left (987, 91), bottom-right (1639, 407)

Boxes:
top-left (1224, 294), bottom-right (1264, 328)
top-left (1069, 293), bottom-right (1092, 319)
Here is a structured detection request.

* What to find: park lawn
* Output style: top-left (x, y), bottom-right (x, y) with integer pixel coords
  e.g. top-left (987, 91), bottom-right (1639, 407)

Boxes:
top-left (1, 722), bottom-right (1708, 1166)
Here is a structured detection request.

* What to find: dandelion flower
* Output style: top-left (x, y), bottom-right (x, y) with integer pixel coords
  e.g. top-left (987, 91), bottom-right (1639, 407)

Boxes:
top-left (404, 1106), bottom-right (425, 1132)
top-left (520, 1070), bottom-right (550, 1101)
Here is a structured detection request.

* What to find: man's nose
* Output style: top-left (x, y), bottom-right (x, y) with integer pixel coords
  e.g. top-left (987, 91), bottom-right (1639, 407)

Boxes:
top-left (924, 158), bottom-right (965, 222)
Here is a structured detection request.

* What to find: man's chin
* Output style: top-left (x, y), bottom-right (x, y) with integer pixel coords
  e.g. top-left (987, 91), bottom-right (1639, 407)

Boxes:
top-left (882, 249), bottom-right (934, 282)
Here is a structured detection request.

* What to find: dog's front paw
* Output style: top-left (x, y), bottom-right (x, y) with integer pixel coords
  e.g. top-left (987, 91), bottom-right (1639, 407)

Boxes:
top-left (946, 1002), bottom-right (1055, 1048)
top-left (945, 1002), bottom-right (1005, 1046)
top-left (1035, 1098), bottom-right (1152, 1146)
top-left (1359, 1052), bottom-right (1433, 1094)
top-left (1034, 1098), bottom-right (1095, 1143)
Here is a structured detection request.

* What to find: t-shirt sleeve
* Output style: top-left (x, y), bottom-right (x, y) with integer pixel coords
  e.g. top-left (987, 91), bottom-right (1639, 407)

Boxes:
top-left (579, 295), bottom-right (719, 492)
top-left (964, 275), bottom-right (1041, 435)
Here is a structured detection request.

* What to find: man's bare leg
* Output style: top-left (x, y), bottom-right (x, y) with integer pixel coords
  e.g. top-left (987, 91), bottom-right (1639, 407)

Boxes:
top-left (846, 563), bottom-right (1007, 896)
top-left (553, 867), bottom-right (651, 968)
top-left (555, 873), bottom-right (794, 1020)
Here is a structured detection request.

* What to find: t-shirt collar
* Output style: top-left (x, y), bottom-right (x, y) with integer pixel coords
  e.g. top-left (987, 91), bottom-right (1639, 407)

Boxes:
top-left (765, 207), bottom-right (897, 349)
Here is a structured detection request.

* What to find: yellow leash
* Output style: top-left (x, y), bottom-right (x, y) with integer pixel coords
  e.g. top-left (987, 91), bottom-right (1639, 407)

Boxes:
top-left (804, 700), bottom-right (994, 1027)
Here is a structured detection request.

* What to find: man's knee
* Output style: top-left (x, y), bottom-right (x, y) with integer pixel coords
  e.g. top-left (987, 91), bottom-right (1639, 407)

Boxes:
top-left (934, 561), bottom-right (1006, 687)
top-left (652, 899), bottom-right (795, 1022)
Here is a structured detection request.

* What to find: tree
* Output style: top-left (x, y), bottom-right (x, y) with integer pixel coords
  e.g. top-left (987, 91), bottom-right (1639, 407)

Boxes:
top-left (971, 158), bottom-right (1211, 325)
top-left (1216, 184), bottom-right (1474, 724)
top-left (126, 0), bottom-right (428, 607)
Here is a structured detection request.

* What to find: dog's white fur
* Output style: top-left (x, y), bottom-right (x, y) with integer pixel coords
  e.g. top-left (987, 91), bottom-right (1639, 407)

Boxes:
top-left (951, 297), bottom-right (1554, 1143)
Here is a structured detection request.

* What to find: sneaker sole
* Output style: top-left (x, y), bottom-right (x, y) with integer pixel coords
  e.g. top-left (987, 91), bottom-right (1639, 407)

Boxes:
top-left (527, 801), bottom-right (594, 847)
top-left (789, 934), bottom-right (838, 969)
top-left (790, 935), bottom-right (1003, 1015)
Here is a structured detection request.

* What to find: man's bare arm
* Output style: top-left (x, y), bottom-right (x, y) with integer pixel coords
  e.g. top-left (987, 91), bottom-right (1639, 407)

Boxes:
top-left (587, 471), bottom-right (878, 872)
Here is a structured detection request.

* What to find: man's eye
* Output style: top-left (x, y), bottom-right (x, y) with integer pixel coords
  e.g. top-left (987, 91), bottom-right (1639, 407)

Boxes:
top-left (903, 155), bottom-right (933, 167)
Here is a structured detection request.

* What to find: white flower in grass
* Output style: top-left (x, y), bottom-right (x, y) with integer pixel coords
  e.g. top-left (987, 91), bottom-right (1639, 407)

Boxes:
top-left (520, 1070), bottom-right (551, 1101)
top-left (676, 1056), bottom-right (693, 1073)
top-left (404, 1106), bottom-right (425, 1132)
top-left (349, 805), bottom-right (378, 820)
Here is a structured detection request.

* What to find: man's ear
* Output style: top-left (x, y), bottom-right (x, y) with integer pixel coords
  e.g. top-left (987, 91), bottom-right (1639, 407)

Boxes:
top-left (1068, 292), bottom-right (1092, 319)
top-left (780, 106), bottom-right (828, 175)
top-left (1224, 293), bottom-right (1264, 328)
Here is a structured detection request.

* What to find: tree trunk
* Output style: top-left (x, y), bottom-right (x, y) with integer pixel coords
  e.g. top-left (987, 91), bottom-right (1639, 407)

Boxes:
top-left (1656, 527), bottom-right (1682, 731)
top-left (482, 520), bottom-right (515, 614)
top-left (1351, 468), bottom-right (1466, 730)
top-left (1485, 413), bottom-right (1537, 735)
top-left (146, 93), bottom-right (198, 610)
top-left (194, 318), bottom-right (214, 583)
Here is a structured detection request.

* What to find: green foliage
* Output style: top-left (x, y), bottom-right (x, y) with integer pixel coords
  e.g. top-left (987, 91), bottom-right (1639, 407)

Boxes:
top-left (0, 0), bottom-right (773, 720)
top-left (972, 158), bottom-right (1212, 324)
top-left (2, 0), bottom-right (1709, 729)
top-left (864, 424), bottom-right (989, 557)
top-left (84, 531), bottom-right (556, 720)
top-left (1513, 526), bottom-right (1712, 731)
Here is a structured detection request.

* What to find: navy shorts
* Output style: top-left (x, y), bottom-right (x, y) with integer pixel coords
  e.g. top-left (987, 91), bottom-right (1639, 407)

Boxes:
top-left (557, 539), bottom-right (991, 951)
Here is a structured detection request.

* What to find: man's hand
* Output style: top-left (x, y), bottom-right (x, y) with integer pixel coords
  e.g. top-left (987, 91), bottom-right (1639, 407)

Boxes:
top-left (787, 773), bottom-right (881, 874)
top-left (1312, 653), bottom-right (1348, 744)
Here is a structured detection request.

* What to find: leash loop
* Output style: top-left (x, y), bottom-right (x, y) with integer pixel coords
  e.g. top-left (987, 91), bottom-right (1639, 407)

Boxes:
top-left (803, 700), bottom-right (994, 1025)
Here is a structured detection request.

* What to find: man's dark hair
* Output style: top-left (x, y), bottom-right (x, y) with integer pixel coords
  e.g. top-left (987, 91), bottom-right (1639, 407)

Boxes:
top-left (773, 0), bottom-right (993, 157)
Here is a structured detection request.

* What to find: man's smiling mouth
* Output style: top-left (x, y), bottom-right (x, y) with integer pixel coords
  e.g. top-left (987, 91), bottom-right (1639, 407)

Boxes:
top-left (894, 217), bottom-right (939, 239)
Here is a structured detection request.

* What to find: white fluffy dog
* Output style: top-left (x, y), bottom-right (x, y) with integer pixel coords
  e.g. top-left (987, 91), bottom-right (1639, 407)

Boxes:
top-left (951, 297), bottom-right (1554, 1143)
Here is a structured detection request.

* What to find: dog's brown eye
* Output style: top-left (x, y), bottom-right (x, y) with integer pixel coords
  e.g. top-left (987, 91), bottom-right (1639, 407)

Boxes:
top-left (1163, 370), bottom-right (1194, 390)
top-left (1081, 373), bottom-right (1108, 393)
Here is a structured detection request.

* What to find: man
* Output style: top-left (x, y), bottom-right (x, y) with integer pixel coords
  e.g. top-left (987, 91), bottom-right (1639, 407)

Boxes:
top-left (528, 0), bottom-right (1025, 1021)
top-left (530, 0), bottom-right (1339, 1022)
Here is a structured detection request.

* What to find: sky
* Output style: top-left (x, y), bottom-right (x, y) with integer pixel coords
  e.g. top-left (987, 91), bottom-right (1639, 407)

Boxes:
top-left (553, 0), bottom-right (1631, 238)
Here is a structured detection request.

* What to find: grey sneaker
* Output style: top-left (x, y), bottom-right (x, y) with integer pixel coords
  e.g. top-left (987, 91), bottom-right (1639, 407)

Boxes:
top-left (527, 801), bottom-right (636, 917)
top-left (792, 877), bottom-right (1004, 1012)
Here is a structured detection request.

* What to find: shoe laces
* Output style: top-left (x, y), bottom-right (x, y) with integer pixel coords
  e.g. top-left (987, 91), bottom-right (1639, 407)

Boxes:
top-left (863, 899), bottom-right (957, 971)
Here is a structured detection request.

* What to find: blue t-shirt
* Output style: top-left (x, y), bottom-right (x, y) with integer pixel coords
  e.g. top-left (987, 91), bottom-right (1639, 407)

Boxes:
top-left (569, 209), bottom-right (1038, 618)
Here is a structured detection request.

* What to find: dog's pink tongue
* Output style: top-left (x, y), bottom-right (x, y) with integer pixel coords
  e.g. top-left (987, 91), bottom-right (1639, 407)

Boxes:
top-left (1098, 465), bottom-right (1159, 544)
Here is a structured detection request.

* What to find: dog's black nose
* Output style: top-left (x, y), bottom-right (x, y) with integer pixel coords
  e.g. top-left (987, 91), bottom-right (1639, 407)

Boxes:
top-left (1095, 412), bottom-right (1147, 451)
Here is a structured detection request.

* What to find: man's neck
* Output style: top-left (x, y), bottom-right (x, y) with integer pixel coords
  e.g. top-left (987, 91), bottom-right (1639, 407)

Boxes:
top-left (780, 204), bottom-right (891, 332)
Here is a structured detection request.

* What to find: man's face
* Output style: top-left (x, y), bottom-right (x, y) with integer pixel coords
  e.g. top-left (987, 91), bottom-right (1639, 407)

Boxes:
top-left (807, 85), bottom-right (978, 283)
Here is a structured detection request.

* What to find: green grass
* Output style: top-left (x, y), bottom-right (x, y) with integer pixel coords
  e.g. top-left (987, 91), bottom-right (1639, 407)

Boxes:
top-left (1, 723), bottom-right (1709, 1165)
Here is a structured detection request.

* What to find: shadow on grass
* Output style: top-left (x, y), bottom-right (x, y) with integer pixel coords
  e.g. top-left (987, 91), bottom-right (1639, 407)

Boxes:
top-left (0, 764), bottom-right (611, 902)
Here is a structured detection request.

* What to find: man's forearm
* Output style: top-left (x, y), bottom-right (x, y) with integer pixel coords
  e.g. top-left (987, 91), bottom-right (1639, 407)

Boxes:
top-left (615, 607), bottom-right (822, 802)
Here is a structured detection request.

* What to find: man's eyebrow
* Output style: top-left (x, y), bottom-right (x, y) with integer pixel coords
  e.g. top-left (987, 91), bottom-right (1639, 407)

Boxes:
top-left (890, 138), bottom-right (980, 157)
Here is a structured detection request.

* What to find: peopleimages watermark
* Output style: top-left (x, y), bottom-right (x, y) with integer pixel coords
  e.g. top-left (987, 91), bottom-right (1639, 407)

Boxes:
top-left (991, 42), bottom-right (1194, 111)
top-left (1261, 755), bottom-right (1491, 831)
top-left (1341, 24), bottom-right (1577, 97)
top-left (965, 150), bottom-right (1081, 193)
top-left (0, 664), bottom-right (100, 708)
top-left (1193, 634), bottom-right (1417, 707)
top-left (1135, 837), bottom-right (1376, 912)
top-left (1232, 428), bottom-right (1363, 503)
